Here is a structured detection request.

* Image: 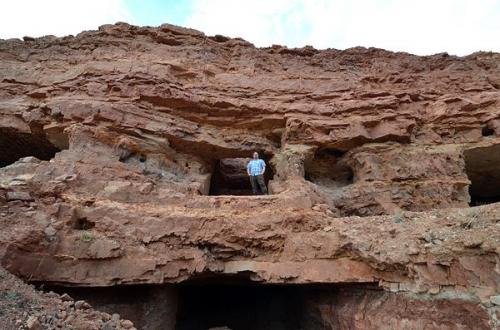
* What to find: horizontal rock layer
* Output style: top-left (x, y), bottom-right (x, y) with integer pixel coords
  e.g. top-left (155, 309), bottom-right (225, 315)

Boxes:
top-left (0, 22), bottom-right (499, 329)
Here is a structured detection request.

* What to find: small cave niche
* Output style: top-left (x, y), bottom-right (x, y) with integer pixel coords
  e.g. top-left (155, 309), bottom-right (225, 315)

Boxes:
top-left (72, 217), bottom-right (95, 230)
top-left (304, 148), bottom-right (354, 189)
top-left (0, 127), bottom-right (62, 168)
top-left (464, 144), bottom-right (500, 206)
top-left (481, 126), bottom-right (495, 137)
top-left (209, 156), bottom-right (274, 196)
top-left (118, 150), bottom-right (147, 164)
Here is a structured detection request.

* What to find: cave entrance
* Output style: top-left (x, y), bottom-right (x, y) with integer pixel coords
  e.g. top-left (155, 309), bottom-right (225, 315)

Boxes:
top-left (41, 281), bottom-right (382, 330)
top-left (35, 280), bottom-right (488, 330)
top-left (464, 144), bottom-right (500, 206)
top-left (176, 283), bottom-right (304, 330)
top-left (304, 148), bottom-right (354, 188)
top-left (0, 127), bottom-right (62, 167)
top-left (209, 157), bottom-right (274, 196)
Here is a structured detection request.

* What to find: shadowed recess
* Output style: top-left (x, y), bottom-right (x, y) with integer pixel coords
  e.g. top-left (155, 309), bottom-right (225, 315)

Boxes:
top-left (0, 128), bottom-right (61, 167)
top-left (209, 157), bottom-right (274, 196)
top-left (304, 148), bottom-right (354, 189)
top-left (42, 281), bottom-right (386, 330)
top-left (464, 144), bottom-right (500, 206)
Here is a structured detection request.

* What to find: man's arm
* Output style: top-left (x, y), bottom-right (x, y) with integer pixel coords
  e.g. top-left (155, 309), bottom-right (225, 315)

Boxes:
top-left (260, 160), bottom-right (266, 175)
top-left (247, 161), bottom-right (252, 176)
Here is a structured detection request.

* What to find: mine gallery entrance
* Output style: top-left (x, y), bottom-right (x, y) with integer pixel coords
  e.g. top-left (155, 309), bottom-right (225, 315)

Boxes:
top-left (43, 281), bottom-right (384, 330)
top-left (209, 157), bottom-right (274, 196)
top-left (176, 284), bottom-right (305, 330)
top-left (464, 144), bottom-right (500, 206)
top-left (46, 283), bottom-right (309, 330)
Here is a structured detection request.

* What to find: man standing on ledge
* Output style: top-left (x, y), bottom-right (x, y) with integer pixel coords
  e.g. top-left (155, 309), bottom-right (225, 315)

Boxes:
top-left (247, 152), bottom-right (268, 195)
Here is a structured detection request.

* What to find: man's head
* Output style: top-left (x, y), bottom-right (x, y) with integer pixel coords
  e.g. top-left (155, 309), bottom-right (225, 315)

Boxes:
top-left (253, 152), bottom-right (259, 159)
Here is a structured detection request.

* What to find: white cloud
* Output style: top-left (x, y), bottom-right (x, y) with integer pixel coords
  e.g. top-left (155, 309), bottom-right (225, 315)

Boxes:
top-left (185, 0), bottom-right (500, 55)
top-left (0, 0), bottom-right (131, 39)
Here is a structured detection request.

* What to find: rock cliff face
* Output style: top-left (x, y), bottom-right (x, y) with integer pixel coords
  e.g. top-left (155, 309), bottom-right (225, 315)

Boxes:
top-left (0, 22), bottom-right (499, 329)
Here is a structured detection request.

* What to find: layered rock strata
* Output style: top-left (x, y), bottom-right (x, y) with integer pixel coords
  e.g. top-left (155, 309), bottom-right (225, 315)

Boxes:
top-left (0, 22), bottom-right (499, 329)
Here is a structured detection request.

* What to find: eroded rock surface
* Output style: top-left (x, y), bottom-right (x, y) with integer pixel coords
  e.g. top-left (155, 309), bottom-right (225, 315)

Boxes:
top-left (0, 22), bottom-right (499, 329)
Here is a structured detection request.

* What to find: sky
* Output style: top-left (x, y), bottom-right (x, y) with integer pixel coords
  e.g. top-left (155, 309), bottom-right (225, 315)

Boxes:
top-left (0, 0), bottom-right (499, 56)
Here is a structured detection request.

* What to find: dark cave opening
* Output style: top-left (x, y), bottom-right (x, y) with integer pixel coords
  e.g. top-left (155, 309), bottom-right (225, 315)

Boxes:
top-left (481, 126), bottom-right (495, 137)
top-left (209, 157), bottom-right (274, 196)
top-left (464, 144), bottom-right (500, 206)
top-left (0, 127), bottom-right (62, 168)
top-left (42, 281), bottom-right (381, 330)
top-left (72, 217), bottom-right (95, 230)
top-left (176, 284), bottom-right (304, 330)
top-left (304, 148), bottom-right (354, 188)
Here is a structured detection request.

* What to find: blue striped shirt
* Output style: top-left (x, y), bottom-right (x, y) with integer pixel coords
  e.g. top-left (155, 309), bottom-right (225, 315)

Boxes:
top-left (247, 159), bottom-right (265, 176)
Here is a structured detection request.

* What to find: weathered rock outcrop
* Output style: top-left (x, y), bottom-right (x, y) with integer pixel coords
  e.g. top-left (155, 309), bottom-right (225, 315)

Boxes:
top-left (0, 22), bottom-right (499, 329)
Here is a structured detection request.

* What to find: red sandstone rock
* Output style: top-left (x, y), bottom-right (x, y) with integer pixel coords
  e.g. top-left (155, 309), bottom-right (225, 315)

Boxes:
top-left (0, 22), bottom-right (499, 329)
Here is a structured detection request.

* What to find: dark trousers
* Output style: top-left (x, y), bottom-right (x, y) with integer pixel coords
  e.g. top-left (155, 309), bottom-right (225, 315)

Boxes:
top-left (249, 175), bottom-right (268, 195)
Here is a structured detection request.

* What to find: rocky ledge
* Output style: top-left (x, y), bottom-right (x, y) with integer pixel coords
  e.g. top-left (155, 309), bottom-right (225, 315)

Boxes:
top-left (0, 22), bottom-right (499, 329)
